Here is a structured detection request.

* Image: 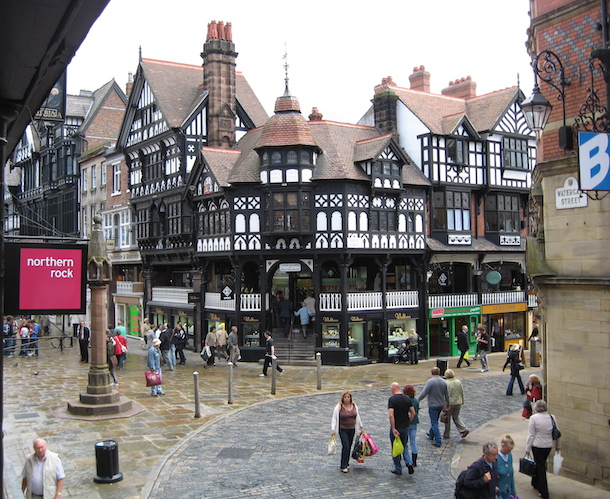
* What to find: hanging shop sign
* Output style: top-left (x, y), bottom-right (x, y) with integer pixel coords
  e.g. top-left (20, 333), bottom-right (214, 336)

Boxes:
top-left (430, 306), bottom-right (481, 319)
top-left (221, 285), bottom-right (234, 300)
top-left (485, 271), bottom-right (502, 285)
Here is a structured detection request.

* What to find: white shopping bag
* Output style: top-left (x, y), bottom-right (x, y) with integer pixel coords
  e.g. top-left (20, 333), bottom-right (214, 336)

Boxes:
top-left (553, 451), bottom-right (563, 475)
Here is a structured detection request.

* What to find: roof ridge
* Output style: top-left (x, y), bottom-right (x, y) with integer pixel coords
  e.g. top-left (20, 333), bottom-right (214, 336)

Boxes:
top-left (142, 58), bottom-right (201, 70)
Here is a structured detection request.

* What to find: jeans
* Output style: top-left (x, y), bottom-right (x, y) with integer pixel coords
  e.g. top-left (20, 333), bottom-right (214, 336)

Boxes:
top-left (281, 317), bottom-right (291, 337)
top-left (390, 427), bottom-right (412, 472)
top-left (339, 428), bottom-right (355, 469)
top-left (4, 336), bottom-right (15, 356)
top-left (117, 353), bottom-right (126, 369)
top-left (428, 406), bottom-right (443, 446)
top-left (170, 344), bottom-right (176, 365)
top-left (150, 368), bottom-right (163, 395)
top-left (408, 345), bottom-right (418, 364)
top-left (162, 349), bottom-right (175, 370)
top-left (407, 424), bottom-right (418, 456)
top-left (506, 373), bottom-right (525, 395)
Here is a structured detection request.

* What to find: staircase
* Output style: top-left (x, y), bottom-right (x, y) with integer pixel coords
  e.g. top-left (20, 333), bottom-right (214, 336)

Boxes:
top-left (271, 327), bottom-right (317, 366)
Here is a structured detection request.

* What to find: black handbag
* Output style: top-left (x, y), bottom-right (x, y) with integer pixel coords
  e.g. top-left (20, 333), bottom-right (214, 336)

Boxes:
top-left (351, 438), bottom-right (363, 460)
top-left (551, 415), bottom-right (562, 440)
top-left (519, 456), bottom-right (537, 477)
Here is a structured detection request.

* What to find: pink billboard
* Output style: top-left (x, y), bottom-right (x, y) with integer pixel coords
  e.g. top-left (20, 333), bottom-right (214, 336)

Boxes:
top-left (4, 243), bottom-right (87, 314)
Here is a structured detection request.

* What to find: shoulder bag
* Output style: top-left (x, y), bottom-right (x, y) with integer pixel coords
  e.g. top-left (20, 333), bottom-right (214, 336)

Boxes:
top-left (519, 456), bottom-right (537, 477)
top-left (551, 415), bottom-right (562, 440)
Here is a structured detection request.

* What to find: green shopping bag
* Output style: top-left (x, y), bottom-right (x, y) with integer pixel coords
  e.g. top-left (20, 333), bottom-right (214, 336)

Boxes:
top-left (392, 436), bottom-right (404, 457)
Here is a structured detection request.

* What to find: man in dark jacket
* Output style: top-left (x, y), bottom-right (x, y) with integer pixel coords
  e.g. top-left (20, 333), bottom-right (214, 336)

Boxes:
top-left (463, 441), bottom-right (499, 498)
top-left (456, 325), bottom-right (471, 368)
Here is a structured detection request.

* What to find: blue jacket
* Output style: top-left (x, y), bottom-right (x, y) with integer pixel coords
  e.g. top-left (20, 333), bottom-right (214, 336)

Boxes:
top-left (463, 456), bottom-right (498, 499)
top-left (496, 451), bottom-right (516, 497)
top-left (148, 346), bottom-right (161, 372)
top-left (294, 306), bottom-right (310, 325)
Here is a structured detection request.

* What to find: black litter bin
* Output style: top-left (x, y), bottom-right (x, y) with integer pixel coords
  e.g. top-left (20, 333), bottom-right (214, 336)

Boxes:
top-left (94, 440), bottom-right (123, 483)
top-left (436, 358), bottom-right (448, 377)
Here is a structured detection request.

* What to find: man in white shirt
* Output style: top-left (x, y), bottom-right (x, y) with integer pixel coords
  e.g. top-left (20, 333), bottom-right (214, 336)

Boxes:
top-left (22, 438), bottom-right (65, 499)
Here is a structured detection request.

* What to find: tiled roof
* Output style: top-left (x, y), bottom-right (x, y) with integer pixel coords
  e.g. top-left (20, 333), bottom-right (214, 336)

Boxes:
top-left (354, 134), bottom-right (392, 163)
top-left (225, 128), bottom-right (263, 184)
top-left (200, 147), bottom-right (241, 187)
top-left (140, 59), bottom-right (268, 129)
top-left (79, 79), bottom-right (127, 135)
top-left (66, 93), bottom-right (94, 119)
top-left (256, 111), bottom-right (317, 148)
top-left (377, 84), bottom-right (520, 135)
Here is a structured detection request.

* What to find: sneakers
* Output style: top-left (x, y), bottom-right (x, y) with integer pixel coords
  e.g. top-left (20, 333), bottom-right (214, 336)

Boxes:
top-left (341, 468), bottom-right (348, 473)
top-left (461, 430), bottom-right (470, 438)
top-left (111, 382), bottom-right (118, 387)
top-left (279, 370), bottom-right (284, 376)
top-left (259, 373), bottom-right (267, 377)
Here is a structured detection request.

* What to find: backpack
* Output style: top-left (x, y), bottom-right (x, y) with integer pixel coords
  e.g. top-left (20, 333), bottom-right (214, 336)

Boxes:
top-left (455, 468), bottom-right (478, 499)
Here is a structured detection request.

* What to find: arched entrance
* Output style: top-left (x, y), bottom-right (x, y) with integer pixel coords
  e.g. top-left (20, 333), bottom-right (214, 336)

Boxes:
top-left (269, 263), bottom-right (313, 314)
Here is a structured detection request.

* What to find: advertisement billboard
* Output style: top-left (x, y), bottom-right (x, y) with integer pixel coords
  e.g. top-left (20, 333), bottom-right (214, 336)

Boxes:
top-left (4, 242), bottom-right (87, 314)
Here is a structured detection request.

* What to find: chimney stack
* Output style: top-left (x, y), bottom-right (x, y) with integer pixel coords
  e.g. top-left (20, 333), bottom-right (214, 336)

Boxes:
top-left (202, 21), bottom-right (237, 148)
top-left (308, 107), bottom-right (323, 121)
top-left (373, 77), bottom-right (398, 135)
top-left (409, 65), bottom-right (430, 92)
top-left (441, 76), bottom-right (477, 99)
top-left (126, 72), bottom-right (134, 97)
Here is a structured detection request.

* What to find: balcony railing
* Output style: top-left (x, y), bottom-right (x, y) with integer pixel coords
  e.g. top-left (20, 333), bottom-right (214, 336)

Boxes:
top-left (116, 281), bottom-right (144, 294)
top-left (319, 291), bottom-right (419, 312)
top-left (428, 293), bottom-right (478, 309)
top-left (481, 291), bottom-right (526, 305)
top-left (205, 292), bottom-right (261, 311)
top-left (152, 287), bottom-right (192, 304)
top-left (528, 293), bottom-right (538, 308)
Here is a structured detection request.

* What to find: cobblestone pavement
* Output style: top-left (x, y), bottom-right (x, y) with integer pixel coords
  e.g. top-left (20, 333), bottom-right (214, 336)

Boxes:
top-left (7, 336), bottom-right (595, 499)
top-left (145, 374), bottom-right (523, 499)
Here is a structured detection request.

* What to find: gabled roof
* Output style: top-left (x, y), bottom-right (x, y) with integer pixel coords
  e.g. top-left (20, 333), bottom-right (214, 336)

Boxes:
top-left (139, 58), bottom-right (268, 130)
top-left (79, 79), bottom-right (127, 134)
top-left (66, 92), bottom-right (94, 119)
top-left (200, 147), bottom-right (242, 187)
top-left (377, 84), bottom-right (521, 136)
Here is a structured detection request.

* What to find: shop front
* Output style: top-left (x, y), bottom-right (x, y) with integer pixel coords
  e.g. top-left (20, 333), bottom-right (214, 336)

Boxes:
top-left (481, 302), bottom-right (527, 352)
top-left (387, 312), bottom-right (419, 361)
top-left (318, 314), bottom-right (347, 365)
top-left (428, 306), bottom-right (480, 357)
top-left (148, 305), bottom-right (194, 342)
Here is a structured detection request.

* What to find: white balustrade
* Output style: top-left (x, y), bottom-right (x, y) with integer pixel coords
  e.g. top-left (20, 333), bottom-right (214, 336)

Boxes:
top-left (152, 287), bottom-right (192, 304)
top-left (319, 293), bottom-right (342, 311)
top-left (116, 282), bottom-right (134, 294)
top-left (240, 293), bottom-right (262, 311)
top-left (481, 291), bottom-right (526, 305)
top-left (528, 294), bottom-right (538, 308)
top-left (347, 292), bottom-right (383, 311)
top-left (386, 290), bottom-right (419, 309)
top-left (428, 293), bottom-right (478, 309)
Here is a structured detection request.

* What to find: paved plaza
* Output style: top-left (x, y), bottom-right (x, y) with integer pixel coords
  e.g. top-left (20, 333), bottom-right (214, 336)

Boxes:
top-left (3, 336), bottom-right (608, 498)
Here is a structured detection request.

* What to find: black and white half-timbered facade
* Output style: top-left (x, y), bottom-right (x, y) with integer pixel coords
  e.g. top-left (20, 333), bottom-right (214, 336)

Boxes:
top-left (362, 68), bottom-right (538, 358)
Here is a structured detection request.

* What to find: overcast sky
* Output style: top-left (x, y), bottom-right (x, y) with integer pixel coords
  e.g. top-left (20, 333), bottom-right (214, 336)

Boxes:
top-left (68, 0), bottom-right (534, 124)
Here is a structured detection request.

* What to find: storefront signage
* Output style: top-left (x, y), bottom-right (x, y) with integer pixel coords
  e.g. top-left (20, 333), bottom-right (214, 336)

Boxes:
top-left (221, 285), bottom-right (233, 300)
top-left (394, 312), bottom-right (412, 320)
top-left (279, 263), bottom-right (301, 272)
top-left (349, 315), bottom-right (365, 322)
top-left (322, 316), bottom-right (340, 323)
top-left (154, 307), bottom-right (165, 314)
top-left (108, 250), bottom-right (141, 264)
top-left (578, 132), bottom-right (610, 190)
top-left (209, 313), bottom-right (221, 321)
top-left (243, 316), bottom-right (258, 322)
top-left (555, 176), bottom-right (587, 209)
top-left (429, 306), bottom-right (481, 318)
top-left (485, 271), bottom-right (502, 285)
top-left (178, 310), bottom-right (187, 316)
top-left (482, 303), bottom-right (527, 314)
top-left (188, 293), bottom-right (201, 304)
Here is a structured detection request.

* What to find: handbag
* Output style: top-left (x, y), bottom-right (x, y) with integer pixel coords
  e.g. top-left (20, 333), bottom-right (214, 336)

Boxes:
top-left (391, 436), bottom-right (404, 458)
top-left (327, 434), bottom-right (337, 455)
top-left (517, 361), bottom-right (525, 370)
top-left (550, 415), bottom-right (562, 440)
top-left (519, 456), bottom-right (537, 477)
top-left (440, 411), bottom-right (449, 423)
top-left (200, 345), bottom-right (211, 361)
top-left (145, 371), bottom-right (162, 387)
top-left (351, 437), bottom-right (363, 461)
top-left (109, 355), bottom-right (118, 367)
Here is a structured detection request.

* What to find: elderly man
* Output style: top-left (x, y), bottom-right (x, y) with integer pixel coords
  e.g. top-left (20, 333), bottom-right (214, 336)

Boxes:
top-left (462, 441), bottom-right (500, 498)
top-left (418, 367), bottom-right (450, 447)
top-left (21, 438), bottom-right (65, 499)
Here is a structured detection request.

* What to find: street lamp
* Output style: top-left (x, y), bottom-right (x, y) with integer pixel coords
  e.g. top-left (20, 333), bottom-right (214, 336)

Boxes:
top-left (521, 50), bottom-right (573, 150)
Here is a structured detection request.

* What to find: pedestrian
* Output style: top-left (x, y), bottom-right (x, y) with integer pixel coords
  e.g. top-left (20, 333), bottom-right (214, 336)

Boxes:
top-left (497, 435), bottom-right (517, 499)
top-left (462, 441), bottom-right (499, 498)
top-left (294, 304), bottom-right (310, 338)
top-left (394, 342), bottom-right (409, 363)
top-left (522, 374), bottom-right (543, 419)
top-left (418, 366), bottom-right (450, 447)
top-left (145, 324), bottom-right (155, 348)
top-left (215, 325), bottom-right (228, 360)
top-left (204, 326), bottom-right (217, 368)
top-left (502, 344), bottom-right (525, 396)
top-left (476, 324), bottom-right (490, 372)
top-left (174, 322), bottom-right (187, 365)
top-left (525, 400), bottom-right (560, 499)
top-left (271, 292), bottom-right (281, 328)
top-left (159, 325), bottom-right (175, 371)
top-left (19, 319), bottom-right (30, 357)
top-left (442, 369), bottom-right (470, 439)
top-left (141, 317), bottom-right (151, 341)
top-left (456, 325), bottom-right (471, 368)
top-left (106, 332), bottom-right (119, 386)
top-left (303, 292), bottom-right (316, 316)
top-left (260, 331), bottom-right (284, 377)
top-left (147, 338), bottom-right (165, 396)
top-left (29, 320), bottom-right (40, 357)
top-left (278, 295), bottom-right (293, 337)
top-left (114, 327), bottom-right (128, 369)
top-left (388, 382), bottom-right (415, 475)
top-left (407, 329), bottom-right (419, 364)
top-left (77, 320), bottom-right (90, 362)
top-left (115, 319), bottom-right (127, 337)
top-left (21, 438), bottom-right (65, 499)
top-left (330, 391), bottom-right (364, 473)
top-left (227, 325), bottom-right (240, 365)
top-left (402, 385), bottom-right (419, 467)
top-left (4, 315), bottom-right (16, 357)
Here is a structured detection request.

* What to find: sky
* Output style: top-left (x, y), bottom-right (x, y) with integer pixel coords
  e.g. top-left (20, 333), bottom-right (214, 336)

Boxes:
top-left (67, 0), bottom-right (535, 125)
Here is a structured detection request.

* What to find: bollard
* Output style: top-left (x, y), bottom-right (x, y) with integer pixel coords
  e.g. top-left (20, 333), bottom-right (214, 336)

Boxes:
top-left (93, 440), bottom-right (123, 483)
top-left (193, 372), bottom-right (201, 418)
top-left (228, 362), bottom-right (234, 404)
top-left (271, 357), bottom-right (277, 395)
top-left (316, 352), bottom-right (322, 390)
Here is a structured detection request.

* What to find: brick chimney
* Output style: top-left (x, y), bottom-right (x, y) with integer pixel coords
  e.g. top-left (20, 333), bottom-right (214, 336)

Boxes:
top-left (201, 21), bottom-right (237, 148)
top-left (373, 77), bottom-right (398, 135)
top-left (441, 76), bottom-right (477, 99)
top-left (308, 107), bottom-right (323, 121)
top-left (125, 72), bottom-right (134, 97)
top-left (409, 65), bottom-right (430, 92)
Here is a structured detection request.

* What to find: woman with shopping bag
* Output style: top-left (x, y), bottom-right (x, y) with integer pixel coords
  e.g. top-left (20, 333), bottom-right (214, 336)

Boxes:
top-left (330, 391), bottom-right (364, 473)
